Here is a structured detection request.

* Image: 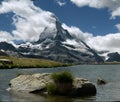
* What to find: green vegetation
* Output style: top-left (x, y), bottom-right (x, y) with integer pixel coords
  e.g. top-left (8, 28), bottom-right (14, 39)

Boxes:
top-left (51, 71), bottom-right (74, 83)
top-left (104, 62), bottom-right (120, 65)
top-left (47, 83), bottom-right (57, 94)
top-left (47, 71), bottom-right (74, 95)
top-left (0, 56), bottom-right (70, 69)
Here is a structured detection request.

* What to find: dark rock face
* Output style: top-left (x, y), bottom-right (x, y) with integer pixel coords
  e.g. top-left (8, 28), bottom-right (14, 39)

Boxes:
top-left (8, 73), bottom-right (97, 97)
top-left (71, 83), bottom-right (96, 96)
top-left (0, 42), bottom-right (22, 57)
top-left (97, 78), bottom-right (107, 85)
top-left (0, 50), bottom-right (8, 56)
top-left (107, 52), bottom-right (120, 62)
top-left (0, 42), bottom-right (16, 51)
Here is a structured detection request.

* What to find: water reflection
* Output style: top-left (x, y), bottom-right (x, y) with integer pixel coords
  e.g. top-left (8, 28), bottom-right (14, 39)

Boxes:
top-left (45, 96), bottom-right (96, 102)
top-left (9, 91), bottom-right (45, 102)
top-left (8, 90), bottom-right (96, 102)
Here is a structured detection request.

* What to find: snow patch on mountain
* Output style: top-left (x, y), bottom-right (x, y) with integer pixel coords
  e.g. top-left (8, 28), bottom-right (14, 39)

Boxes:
top-left (62, 39), bottom-right (93, 55)
top-left (18, 42), bottom-right (42, 50)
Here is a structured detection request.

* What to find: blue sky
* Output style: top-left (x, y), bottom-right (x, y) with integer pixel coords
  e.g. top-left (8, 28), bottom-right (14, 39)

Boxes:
top-left (0, 0), bottom-right (120, 36)
top-left (33, 0), bottom-right (120, 36)
top-left (0, 0), bottom-right (120, 53)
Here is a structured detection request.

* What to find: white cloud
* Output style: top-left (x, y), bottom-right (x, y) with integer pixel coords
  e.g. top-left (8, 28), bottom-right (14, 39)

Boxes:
top-left (0, 31), bottom-right (13, 42)
top-left (63, 0), bottom-right (120, 53)
top-left (62, 23), bottom-right (120, 53)
top-left (70, 0), bottom-right (103, 8)
top-left (62, 23), bottom-right (93, 42)
top-left (0, 0), bottom-right (120, 54)
top-left (111, 7), bottom-right (120, 19)
top-left (70, 0), bottom-right (120, 19)
top-left (56, 0), bottom-right (66, 7)
top-left (87, 33), bottom-right (120, 53)
top-left (115, 24), bottom-right (120, 32)
top-left (0, 0), bottom-right (56, 42)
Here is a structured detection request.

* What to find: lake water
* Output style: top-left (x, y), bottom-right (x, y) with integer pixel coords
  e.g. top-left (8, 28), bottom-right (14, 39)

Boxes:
top-left (0, 65), bottom-right (120, 101)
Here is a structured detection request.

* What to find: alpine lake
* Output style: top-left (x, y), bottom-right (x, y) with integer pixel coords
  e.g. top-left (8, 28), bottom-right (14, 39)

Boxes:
top-left (0, 65), bottom-right (120, 102)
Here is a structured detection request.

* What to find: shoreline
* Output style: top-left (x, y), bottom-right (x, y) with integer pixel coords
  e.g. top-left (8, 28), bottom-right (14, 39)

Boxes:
top-left (0, 56), bottom-right (71, 69)
top-left (0, 63), bottom-right (120, 69)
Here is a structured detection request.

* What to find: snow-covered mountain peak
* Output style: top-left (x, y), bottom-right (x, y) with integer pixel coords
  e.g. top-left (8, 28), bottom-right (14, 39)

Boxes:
top-left (35, 18), bottom-right (73, 45)
top-left (0, 9), bottom-right (104, 64)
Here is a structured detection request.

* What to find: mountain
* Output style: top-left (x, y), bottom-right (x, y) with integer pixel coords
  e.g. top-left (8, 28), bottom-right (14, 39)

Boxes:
top-left (16, 19), bottom-right (104, 64)
top-left (106, 52), bottom-right (120, 62)
top-left (0, 42), bottom-right (16, 51)
top-left (0, 50), bottom-right (8, 56)
top-left (0, 42), bottom-right (22, 57)
top-left (0, 13), bottom-right (105, 64)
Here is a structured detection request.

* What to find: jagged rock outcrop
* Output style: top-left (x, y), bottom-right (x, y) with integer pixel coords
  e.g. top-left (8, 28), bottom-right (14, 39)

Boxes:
top-left (8, 73), bottom-right (96, 96)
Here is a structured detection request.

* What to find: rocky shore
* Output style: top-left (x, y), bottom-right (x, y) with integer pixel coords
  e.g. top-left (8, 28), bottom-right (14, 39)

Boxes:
top-left (8, 73), bottom-right (96, 97)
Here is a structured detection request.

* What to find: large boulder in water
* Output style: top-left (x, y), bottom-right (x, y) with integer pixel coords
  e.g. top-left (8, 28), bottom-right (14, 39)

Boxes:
top-left (9, 73), bottom-right (52, 93)
top-left (71, 78), bottom-right (96, 96)
top-left (8, 73), bottom-right (96, 96)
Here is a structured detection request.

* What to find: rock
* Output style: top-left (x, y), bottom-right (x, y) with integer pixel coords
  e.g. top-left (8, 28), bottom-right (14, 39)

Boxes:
top-left (9, 73), bottom-right (52, 93)
top-left (71, 82), bottom-right (96, 96)
top-left (8, 73), bottom-right (96, 96)
top-left (71, 78), bottom-right (96, 96)
top-left (0, 59), bottom-right (13, 64)
top-left (97, 78), bottom-right (107, 85)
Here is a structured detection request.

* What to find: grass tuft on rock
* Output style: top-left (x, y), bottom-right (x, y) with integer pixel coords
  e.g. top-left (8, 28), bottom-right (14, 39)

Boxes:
top-left (47, 83), bottom-right (57, 94)
top-left (47, 71), bottom-right (74, 95)
top-left (51, 71), bottom-right (74, 83)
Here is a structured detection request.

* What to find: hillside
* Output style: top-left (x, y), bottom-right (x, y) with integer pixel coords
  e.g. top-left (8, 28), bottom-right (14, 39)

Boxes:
top-left (0, 56), bottom-right (69, 69)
